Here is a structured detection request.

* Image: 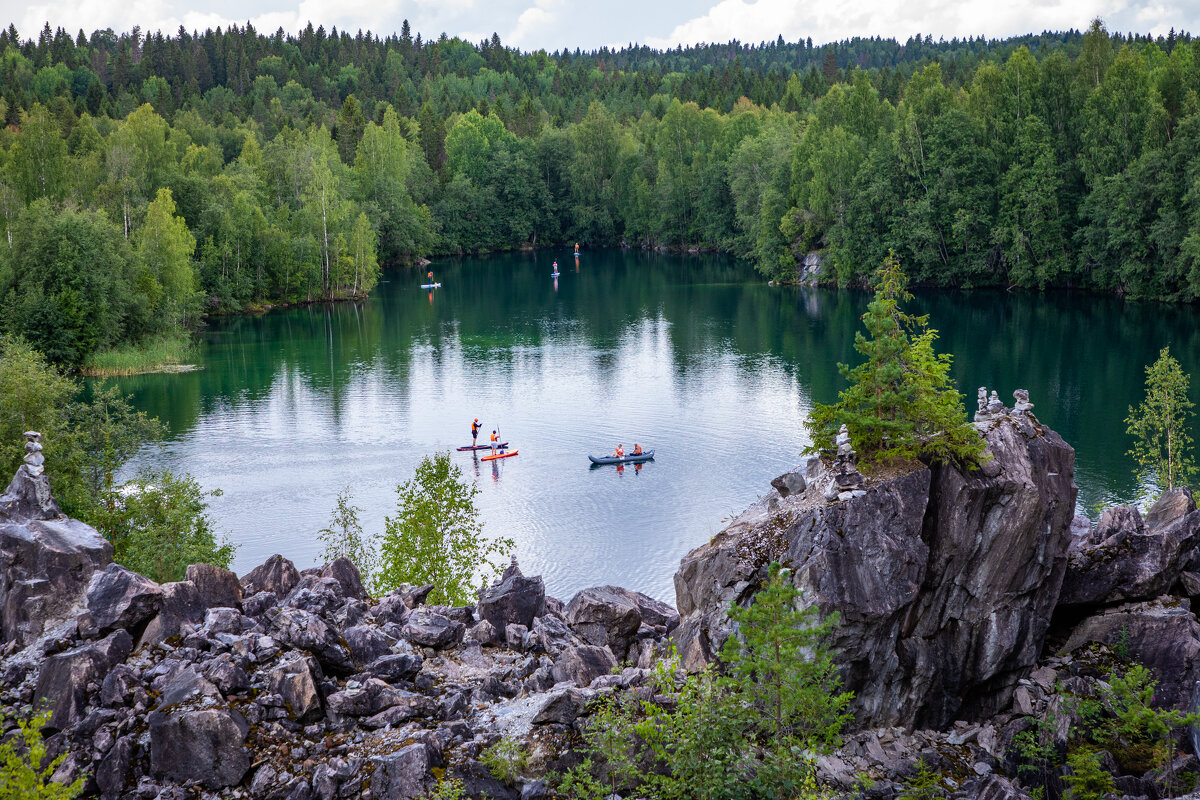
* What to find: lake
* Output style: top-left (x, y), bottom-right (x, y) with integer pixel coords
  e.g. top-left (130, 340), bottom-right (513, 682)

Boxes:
top-left (116, 249), bottom-right (1200, 602)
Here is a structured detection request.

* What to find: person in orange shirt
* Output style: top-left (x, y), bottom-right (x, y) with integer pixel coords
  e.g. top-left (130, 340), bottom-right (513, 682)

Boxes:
top-left (471, 418), bottom-right (481, 446)
top-left (613, 443), bottom-right (624, 458)
top-left (491, 430), bottom-right (503, 455)
top-left (632, 443), bottom-right (642, 455)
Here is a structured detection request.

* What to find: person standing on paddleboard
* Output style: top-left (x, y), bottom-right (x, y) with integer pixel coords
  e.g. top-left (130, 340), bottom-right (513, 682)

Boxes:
top-left (471, 418), bottom-right (481, 447)
top-left (574, 242), bottom-right (579, 255)
top-left (490, 430), bottom-right (501, 456)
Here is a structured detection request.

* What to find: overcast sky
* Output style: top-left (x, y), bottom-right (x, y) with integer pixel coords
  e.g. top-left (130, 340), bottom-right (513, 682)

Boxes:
top-left (6, 0), bottom-right (1198, 53)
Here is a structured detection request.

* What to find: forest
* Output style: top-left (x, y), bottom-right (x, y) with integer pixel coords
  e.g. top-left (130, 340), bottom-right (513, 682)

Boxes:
top-left (2, 18), bottom-right (1200, 367)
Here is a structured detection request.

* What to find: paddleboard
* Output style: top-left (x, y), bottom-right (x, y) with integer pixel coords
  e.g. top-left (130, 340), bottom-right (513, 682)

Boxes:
top-left (420, 282), bottom-right (441, 288)
top-left (456, 442), bottom-right (508, 451)
top-left (481, 449), bottom-right (519, 461)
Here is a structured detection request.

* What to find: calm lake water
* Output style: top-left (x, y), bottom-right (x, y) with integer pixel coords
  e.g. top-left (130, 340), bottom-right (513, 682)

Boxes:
top-left (116, 250), bottom-right (1200, 602)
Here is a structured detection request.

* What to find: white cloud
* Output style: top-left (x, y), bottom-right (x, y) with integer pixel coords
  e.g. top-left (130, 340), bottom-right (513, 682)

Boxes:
top-left (642, 0), bottom-right (1140, 49)
top-left (507, 0), bottom-right (564, 49)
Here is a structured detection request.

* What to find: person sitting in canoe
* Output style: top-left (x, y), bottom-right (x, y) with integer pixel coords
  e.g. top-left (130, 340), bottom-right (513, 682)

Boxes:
top-left (472, 418), bottom-right (481, 446)
top-left (613, 444), bottom-right (624, 458)
top-left (632, 443), bottom-right (642, 455)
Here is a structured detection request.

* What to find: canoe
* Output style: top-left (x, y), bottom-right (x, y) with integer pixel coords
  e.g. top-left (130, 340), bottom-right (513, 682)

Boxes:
top-left (420, 282), bottom-right (441, 288)
top-left (481, 449), bottom-right (518, 462)
top-left (588, 450), bottom-right (654, 465)
top-left (456, 442), bottom-right (508, 451)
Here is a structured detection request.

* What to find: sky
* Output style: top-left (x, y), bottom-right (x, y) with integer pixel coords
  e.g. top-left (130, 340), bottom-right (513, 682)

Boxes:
top-left (5, 0), bottom-right (1198, 53)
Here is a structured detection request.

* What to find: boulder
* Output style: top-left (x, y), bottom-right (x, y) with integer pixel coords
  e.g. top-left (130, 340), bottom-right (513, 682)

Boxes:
top-left (1060, 503), bottom-right (1200, 607)
top-left (566, 586), bottom-right (643, 660)
top-left (402, 609), bottom-right (464, 649)
top-left (157, 666), bottom-right (220, 707)
top-left (466, 619), bottom-right (500, 646)
top-left (477, 560), bottom-right (545, 640)
top-left (139, 580), bottom-right (205, 646)
top-left (240, 554), bottom-right (300, 599)
top-left (327, 677), bottom-right (411, 718)
top-left (370, 743), bottom-right (433, 800)
top-left (1062, 598), bottom-right (1200, 710)
top-left (266, 606), bottom-right (355, 676)
top-left (770, 467), bottom-right (808, 498)
top-left (367, 653), bottom-right (424, 683)
top-left (1144, 486), bottom-right (1196, 532)
top-left (0, 515), bottom-right (112, 646)
top-left (242, 590), bottom-right (278, 617)
top-left (149, 707), bottom-right (251, 789)
top-left (320, 558), bottom-right (368, 602)
top-left (95, 734), bottom-right (134, 800)
top-left (550, 644), bottom-right (617, 687)
top-left (80, 563), bottom-right (162, 637)
top-left (35, 629), bottom-right (132, 732)
top-left (269, 655), bottom-right (323, 722)
top-left (531, 688), bottom-right (585, 725)
top-left (185, 563), bottom-right (242, 610)
top-left (344, 624), bottom-right (395, 666)
top-left (673, 406), bottom-right (1077, 729)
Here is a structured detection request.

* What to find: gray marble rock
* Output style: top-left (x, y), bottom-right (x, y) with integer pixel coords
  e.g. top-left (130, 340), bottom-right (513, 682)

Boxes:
top-left (476, 559), bottom-right (546, 640)
top-left (149, 707), bottom-right (251, 789)
top-left (240, 554), bottom-right (300, 599)
top-left (401, 608), bottom-right (464, 649)
top-left (80, 563), bottom-right (163, 637)
top-left (674, 409), bottom-right (1076, 730)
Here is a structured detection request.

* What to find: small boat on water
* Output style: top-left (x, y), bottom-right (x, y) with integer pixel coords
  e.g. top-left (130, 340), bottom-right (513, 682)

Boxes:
top-left (481, 449), bottom-right (519, 462)
top-left (588, 450), bottom-right (654, 465)
top-left (456, 442), bottom-right (508, 451)
top-left (420, 282), bottom-right (441, 288)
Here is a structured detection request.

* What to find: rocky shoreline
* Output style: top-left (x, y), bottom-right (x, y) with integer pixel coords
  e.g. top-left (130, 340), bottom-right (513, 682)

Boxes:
top-left (3, 391), bottom-right (1200, 799)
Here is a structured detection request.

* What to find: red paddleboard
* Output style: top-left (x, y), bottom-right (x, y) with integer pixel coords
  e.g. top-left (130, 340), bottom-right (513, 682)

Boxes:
top-left (480, 449), bottom-right (519, 461)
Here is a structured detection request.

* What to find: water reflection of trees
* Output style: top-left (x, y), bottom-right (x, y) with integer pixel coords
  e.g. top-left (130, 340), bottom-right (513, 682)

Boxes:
top-left (114, 252), bottom-right (1200, 511)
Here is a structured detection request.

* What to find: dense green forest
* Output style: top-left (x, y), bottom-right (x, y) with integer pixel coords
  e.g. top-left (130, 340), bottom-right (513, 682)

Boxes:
top-left (2, 18), bottom-right (1200, 367)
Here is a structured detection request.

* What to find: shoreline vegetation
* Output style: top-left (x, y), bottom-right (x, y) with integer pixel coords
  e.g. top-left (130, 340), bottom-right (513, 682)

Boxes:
top-left (81, 331), bottom-right (201, 376)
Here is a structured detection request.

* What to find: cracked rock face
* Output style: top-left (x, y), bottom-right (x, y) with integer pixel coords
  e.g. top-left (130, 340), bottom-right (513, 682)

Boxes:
top-left (673, 407), bottom-right (1077, 730)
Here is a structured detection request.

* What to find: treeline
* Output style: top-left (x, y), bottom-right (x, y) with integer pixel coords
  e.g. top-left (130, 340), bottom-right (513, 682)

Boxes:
top-left (2, 20), bottom-right (1200, 367)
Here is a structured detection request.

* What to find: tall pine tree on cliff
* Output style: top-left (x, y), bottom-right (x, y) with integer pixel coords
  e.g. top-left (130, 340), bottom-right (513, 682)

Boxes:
top-left (805, 252), bottom-right (985, 466)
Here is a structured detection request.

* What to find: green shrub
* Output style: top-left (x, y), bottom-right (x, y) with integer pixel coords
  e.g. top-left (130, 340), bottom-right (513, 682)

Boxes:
top-left (374, 452), bottom-right (513, 605)
top-left (898, 759), bottom-right (946, 800)
top-left (0, 710), bottom-right (85, 798)
top-left (480, 737), bottom-right (528, 786)
top-left (102, 469), bottom-right (234, 583)
top-left (1063, 749), bottom-right (1115, 800)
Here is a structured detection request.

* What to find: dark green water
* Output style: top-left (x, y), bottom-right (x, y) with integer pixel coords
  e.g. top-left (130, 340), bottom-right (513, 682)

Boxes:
top-left (116, 249), bottom-right (1200, 601)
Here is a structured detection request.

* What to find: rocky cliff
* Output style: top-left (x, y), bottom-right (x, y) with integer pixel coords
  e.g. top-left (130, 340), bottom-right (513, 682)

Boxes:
top-left (675, 393), bottom-right (1077, 730)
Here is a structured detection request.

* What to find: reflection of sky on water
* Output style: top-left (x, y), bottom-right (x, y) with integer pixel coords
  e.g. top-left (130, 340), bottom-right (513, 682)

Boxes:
top-left (118, 251), bottom-right (1200, 603)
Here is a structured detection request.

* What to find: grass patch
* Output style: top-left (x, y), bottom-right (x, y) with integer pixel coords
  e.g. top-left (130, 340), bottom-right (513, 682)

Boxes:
top-left (81, 332), bottom-right (201, 376)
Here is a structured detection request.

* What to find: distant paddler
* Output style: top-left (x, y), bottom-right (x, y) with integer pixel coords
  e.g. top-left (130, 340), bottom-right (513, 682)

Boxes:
top-left (574, 242), bottom-right (580, 255)
top-left (471, 418), bottom-right (482, 447)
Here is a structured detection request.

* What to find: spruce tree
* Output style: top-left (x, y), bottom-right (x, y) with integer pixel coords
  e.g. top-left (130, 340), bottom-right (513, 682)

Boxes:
top-left (1126, 346), bottom-right (1196, 492)
top-left (804, 252), bottom-right (985, 466)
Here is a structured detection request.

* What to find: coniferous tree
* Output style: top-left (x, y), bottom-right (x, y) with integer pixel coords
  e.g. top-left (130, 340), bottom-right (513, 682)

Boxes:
top-left (804, 252), bottom-right (985, 465)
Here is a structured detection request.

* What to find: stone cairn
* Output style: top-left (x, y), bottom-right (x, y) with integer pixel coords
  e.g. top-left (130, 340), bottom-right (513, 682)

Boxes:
top-left (975, 387), bottom-right (1035, 424)
top-left (824, 424), bottom-right (866, 501)
top-left (0, 430), bottom-right (60, 519)
top-left (23, 430), bottom-right (45, 476)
